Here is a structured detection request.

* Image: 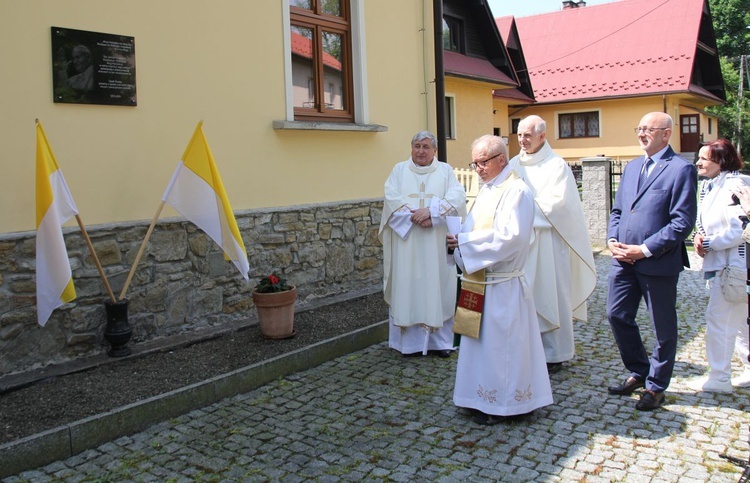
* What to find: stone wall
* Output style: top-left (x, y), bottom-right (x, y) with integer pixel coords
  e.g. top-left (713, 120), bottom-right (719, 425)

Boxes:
top-left (581, 157), bottom-right (612, 248)
top-left (0, 199), bottom-right (384, 375)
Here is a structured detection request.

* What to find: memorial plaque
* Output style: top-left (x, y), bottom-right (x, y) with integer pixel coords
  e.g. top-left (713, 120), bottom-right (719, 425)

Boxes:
top-left (51, 27), bottom-right (137, 106)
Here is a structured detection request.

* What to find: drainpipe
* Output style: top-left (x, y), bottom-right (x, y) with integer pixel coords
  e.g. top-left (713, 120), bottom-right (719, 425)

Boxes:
top-left (433, 0), bottom-right (447, 162)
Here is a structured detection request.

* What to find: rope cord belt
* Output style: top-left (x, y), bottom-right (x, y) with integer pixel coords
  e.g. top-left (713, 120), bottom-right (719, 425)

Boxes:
top-left (459, 270), bottom-right (524, 285)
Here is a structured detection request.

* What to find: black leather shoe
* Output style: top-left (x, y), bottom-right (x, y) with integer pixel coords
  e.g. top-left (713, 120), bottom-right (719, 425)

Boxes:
top-left (473, 411), bottom-right (508, 426)
top-left (635, 390), bottom-right (665, 411)
top-left (430, 349), bottom-right (452, 358)
top-left (457, 407), bottom-right (479, 417)
top-left (473, 410), bottom-right (533, 425)
top-left (547, 362), bottom-right (563, 374)
top-left (402, 351), bottom-right (422, 357)
top-left (607, 376), bottom-right (645, 395)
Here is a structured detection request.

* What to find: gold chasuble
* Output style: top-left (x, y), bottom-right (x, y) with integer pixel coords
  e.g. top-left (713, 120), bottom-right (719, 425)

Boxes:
top-left (454, 171), bottom-right (520, 338)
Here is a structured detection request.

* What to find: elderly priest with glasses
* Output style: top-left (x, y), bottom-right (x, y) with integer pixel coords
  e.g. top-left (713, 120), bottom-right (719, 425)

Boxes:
top-left (447, 134), bottom-right (552, 425)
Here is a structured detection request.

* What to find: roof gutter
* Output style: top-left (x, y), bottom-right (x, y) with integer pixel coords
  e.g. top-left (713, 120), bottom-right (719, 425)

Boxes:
top-left (518, 90), bottom-right (724, 107)
top-left (433, 0), bottom-right (447, 162)
top-left (445, 72), bottom-right (516, 88)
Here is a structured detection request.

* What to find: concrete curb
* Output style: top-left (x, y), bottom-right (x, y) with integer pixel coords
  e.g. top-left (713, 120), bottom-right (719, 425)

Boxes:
top-left (0, 320), bottom-right (388, 478)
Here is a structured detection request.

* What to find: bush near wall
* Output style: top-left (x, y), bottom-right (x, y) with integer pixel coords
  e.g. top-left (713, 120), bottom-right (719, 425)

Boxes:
top-left (0, 199), bottom-right (384, 376)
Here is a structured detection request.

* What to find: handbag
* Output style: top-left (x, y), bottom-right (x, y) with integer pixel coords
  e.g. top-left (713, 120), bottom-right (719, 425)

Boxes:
top-left (719, 264), bottom-right (746, 304)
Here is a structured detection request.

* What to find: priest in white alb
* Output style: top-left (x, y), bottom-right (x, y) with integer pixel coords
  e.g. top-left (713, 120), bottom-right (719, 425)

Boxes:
top-left (379, 131), bottom-right (467, 357)
top-left (508, 115), bottom-right (597, 373)
top-left (447, 134), bottom-right (553, 425)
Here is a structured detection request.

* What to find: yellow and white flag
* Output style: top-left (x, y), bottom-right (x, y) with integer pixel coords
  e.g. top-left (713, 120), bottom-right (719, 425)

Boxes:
top-left (162, 122), bottom-right (249, 280)
top-left (35, 122), bottom-right (78, 326)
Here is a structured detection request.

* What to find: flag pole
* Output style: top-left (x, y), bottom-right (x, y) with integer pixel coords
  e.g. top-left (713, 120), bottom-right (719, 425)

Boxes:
top-left (119, 200), bottom-right (165, 300)
top-left (75, 215), bottom-right (116, 303)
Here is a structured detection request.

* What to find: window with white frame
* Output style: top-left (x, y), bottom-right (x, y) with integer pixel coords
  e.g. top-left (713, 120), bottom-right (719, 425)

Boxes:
top-left (559, 111), bottom-right (600, 138)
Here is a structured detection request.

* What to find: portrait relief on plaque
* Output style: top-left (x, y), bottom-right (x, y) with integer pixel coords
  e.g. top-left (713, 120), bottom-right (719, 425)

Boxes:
top-left (51, 26), bottom-right (137, 106)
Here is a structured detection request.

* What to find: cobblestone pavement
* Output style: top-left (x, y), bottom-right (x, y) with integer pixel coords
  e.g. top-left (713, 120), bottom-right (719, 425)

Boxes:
top-left (5, 253), bottom-right (750, 482)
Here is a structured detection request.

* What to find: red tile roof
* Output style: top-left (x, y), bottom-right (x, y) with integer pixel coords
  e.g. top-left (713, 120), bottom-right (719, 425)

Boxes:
top-left (495, 17), bottom-right (513, 47)
top-left (291, 32), bottom-right (341, 71)
top-left (501, 0), bottom-right (721, 104)
top-left (493, 16), bottom-right (535, 103)
top-left (444, 51), bottom-right (517, 87)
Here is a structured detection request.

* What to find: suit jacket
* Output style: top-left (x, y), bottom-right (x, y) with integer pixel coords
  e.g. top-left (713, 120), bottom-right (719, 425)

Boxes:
top-left (607, 146), bottom-right (697, 276)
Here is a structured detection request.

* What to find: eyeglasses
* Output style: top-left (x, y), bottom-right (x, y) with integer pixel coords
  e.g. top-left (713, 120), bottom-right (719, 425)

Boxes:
top-left (634, 127), bottom-right (668, 134)
top-left (469, 153), bottom-right (502, 170)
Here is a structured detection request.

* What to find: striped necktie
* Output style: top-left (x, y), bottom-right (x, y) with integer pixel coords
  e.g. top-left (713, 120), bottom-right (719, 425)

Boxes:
top-left (638, 157), bottom-right (653, 190)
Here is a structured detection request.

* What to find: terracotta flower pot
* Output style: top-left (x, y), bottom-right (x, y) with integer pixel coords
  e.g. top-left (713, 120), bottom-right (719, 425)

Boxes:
top-left (252, 286), bottom-right (297, 339)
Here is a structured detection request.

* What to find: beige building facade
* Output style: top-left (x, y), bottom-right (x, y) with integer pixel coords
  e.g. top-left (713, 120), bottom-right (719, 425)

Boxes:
top-left (0, 0), bottom-right (450, 374)
top-left (501, 96), bottom-right (720, 163)
top-left (1, 0), bottom-right (441, 234)
top-left (444, 78), bottom-right (507, 167)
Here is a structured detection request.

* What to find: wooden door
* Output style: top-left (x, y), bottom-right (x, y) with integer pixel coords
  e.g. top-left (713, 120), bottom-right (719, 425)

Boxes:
top-left (680, 114), bottom-right (701, 153)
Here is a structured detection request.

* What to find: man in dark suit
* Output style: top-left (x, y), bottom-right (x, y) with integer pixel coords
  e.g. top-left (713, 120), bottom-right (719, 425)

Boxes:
top-left (606, 112), bottom-right (697, 411)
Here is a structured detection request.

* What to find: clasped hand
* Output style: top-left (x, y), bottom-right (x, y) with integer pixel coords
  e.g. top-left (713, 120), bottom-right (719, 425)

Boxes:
top-left (609, 240), bottom-right (645, 265)
top-left (410, 207), bottom-right (432, 228)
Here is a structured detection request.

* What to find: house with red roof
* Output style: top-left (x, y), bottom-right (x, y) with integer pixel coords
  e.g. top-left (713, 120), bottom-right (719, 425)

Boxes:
top-left (291, 31), bottom-right (344, 110)
top-left (495, 0), bottom-right (725, 162)
top-left (441, 0), bottom-right (524, 166)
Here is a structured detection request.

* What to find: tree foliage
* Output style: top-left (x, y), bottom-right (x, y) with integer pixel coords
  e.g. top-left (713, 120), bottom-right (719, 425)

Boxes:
top-left (706, 0), bottom-right (750, 158)
top-left (709, 0), bottom-right (750, 58)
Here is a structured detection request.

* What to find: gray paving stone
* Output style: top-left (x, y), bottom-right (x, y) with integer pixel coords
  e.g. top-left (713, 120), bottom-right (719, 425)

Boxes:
top-left (4, 253), bottom-right (750, 482)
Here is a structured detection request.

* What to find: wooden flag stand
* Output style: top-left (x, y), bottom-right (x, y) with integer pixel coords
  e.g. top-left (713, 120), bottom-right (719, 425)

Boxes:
top-left (74, 215), bottom-right (116, 303)
top-left (119, 200), bottom-right (165, 301)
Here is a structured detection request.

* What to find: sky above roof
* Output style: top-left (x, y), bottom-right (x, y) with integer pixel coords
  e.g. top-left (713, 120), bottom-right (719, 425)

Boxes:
top-left (487, 0), bottom-right (615, 18)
